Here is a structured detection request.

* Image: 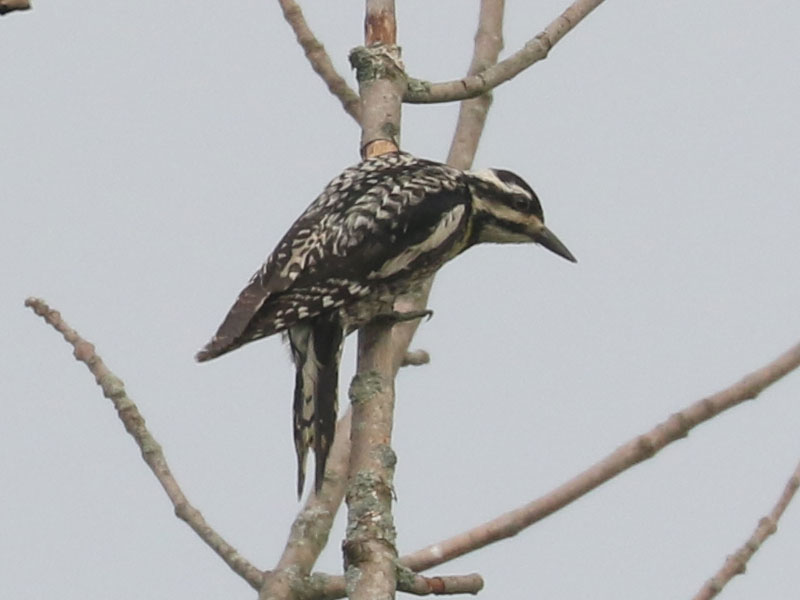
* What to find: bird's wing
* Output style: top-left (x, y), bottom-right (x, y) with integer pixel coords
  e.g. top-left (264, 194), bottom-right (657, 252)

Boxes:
top-left (196, 153), bottom-right (466, 361)
top-left (194, 259), bottom-right (286, 362)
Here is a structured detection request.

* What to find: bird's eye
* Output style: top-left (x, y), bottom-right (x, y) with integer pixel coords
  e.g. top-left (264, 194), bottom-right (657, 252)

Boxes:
top-left (512, 195), bottom-right (528, 211)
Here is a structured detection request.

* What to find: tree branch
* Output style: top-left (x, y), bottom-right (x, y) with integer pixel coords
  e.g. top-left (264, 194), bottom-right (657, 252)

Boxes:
top-left (446, 0), bottom-right (505, 170)
top-left (264, 3), bottom-right (373, 582)
top-left (0, 0), bottom-right (30, 15)
top-left (343, 363), bottom-right (399, 599)
top-left (277, 0), bottom-right (361, 124)
top-left (396, 571), bottom-right (484, 597)
top-left (326, 7), bottom-right (509, 593)
top-left (272, 1), bottom-right (601, 596)
top-left (24, 297), bottom-right (265, 591)
top-left (400, 349), bottom-right (430, 367)
top-left (349, 43), bottom-right (404, 158)
top-left (299, 570), bottom-right (483, 599)
top-left (260, 413), bottom-right (352, 600)
top-left (404, 0), bottom-right (606, 104)
top-left (400, 340), bottom-right (800, 572)
top-left (692, 458), bottom-right (800, 600)
top-left (343, 4), bottom-right (404, 599)
top-left (396, 0), bottom-right (505, 447)
top-left (337, 8), bottom-right (510, 597)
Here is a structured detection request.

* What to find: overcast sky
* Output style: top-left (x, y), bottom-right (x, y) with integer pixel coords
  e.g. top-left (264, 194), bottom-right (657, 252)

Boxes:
top-left (3, 1), bottom-right (800, 599)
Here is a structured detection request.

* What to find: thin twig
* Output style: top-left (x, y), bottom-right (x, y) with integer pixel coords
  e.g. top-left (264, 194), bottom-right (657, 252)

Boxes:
top-left (399, 572), bottom-right (484, 596)
top-left (401, 349), bottom-right (430, 367)
top-left (25, 297), bottom-right (265, 590)
top-left (0, 0), bottom-right (30, 15)
top-left (277, 0), bottom-right (361, 123)
top-left (405, 0), bottom-right (606, 104)
top-left (692, 458), bottom-right (800, 600)
top-left (401, 341), bottom-right (800, 572)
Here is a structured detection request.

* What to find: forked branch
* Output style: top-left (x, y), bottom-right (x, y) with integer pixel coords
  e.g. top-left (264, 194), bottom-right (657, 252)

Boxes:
top-left (405, 0), bottom-right (606, 104)
top-left (26, 296), bottom-right (485, 600)
top-left (401, 341), bottom-right (800, 572)
top-left (277, 0), bottom-right (361, 123)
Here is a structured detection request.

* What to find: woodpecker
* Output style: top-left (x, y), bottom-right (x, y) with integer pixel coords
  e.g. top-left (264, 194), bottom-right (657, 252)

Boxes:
top-left (196, 151), bottom-right (575, 496)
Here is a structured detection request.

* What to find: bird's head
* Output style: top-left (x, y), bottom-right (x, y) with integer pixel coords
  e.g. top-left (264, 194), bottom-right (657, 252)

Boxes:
top-left (465, 168), bottom-right (576, 263)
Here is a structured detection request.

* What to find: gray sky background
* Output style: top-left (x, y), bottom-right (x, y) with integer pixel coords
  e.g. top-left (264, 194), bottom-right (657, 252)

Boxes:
top-left (3, 1), bottom-right (800, 598)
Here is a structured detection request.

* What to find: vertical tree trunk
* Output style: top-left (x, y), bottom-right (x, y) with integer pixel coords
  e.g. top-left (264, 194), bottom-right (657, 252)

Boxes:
top-left (343, 3), bottom-right (404, 599)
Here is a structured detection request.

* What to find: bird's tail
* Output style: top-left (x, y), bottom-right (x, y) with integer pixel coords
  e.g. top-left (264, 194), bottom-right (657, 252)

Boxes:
top-left (287, 315), bottom-right (345, 497)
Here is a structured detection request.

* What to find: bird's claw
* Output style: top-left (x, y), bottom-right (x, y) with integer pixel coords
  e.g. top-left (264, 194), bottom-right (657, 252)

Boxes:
top-left (373, 308), bottom-right (433, 325)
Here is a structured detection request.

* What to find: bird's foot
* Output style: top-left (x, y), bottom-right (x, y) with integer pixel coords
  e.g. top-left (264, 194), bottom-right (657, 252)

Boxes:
top-left (373, 308), bottom-right (433, 325)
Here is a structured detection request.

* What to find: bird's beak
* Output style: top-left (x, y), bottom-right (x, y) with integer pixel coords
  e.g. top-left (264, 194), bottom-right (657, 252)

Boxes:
top-left (535, 226), bottom-right (577, 263)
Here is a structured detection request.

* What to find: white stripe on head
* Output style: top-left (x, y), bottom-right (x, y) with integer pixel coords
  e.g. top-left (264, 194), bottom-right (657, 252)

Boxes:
top-left (469, 168), bottom-right (533, 199)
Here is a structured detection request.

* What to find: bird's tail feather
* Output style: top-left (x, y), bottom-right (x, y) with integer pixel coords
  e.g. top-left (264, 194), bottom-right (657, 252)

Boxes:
top-left (288, 315), bottom-right (344, 498)
top-left (291, 356), bottom-right (314, 497)
top-left (312, 317), bottom-right (344, 494)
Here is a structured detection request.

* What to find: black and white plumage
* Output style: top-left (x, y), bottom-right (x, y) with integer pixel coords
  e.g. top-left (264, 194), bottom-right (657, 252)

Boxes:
top-left (196, 151), bottom-right (575, 496)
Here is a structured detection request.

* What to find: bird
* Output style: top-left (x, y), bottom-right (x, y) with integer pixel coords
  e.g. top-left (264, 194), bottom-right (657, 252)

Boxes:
top-left (196, 151), bottom-right (576, 497)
